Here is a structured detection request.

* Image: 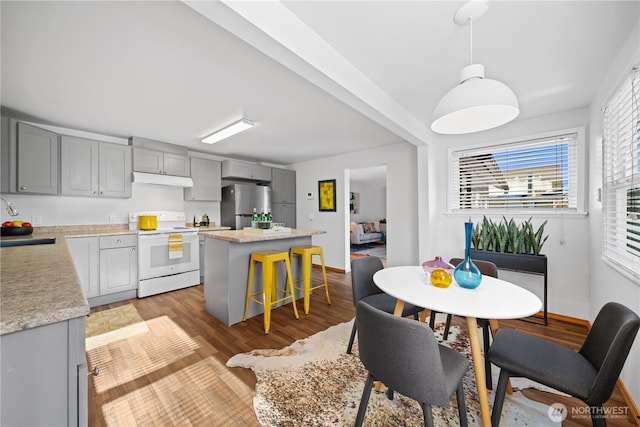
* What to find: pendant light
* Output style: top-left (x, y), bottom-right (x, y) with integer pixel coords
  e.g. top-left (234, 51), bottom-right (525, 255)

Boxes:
top-left (431, 1), bottom-right (519, 135)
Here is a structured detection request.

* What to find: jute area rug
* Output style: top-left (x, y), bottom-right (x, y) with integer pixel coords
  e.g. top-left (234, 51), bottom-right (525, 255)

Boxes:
top-left (228, 319), bottom-right (560, 426)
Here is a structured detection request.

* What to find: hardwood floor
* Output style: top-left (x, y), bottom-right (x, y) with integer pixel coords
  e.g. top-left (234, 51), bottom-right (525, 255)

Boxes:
top-left (87, 268), bottom-right (639, 426)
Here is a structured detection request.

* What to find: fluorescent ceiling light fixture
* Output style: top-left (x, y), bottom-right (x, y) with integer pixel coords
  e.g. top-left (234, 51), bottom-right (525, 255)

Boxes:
top-left (201, 119), bottom-right (254, 144)
top-left (431, 1), bottom-right (519, 135)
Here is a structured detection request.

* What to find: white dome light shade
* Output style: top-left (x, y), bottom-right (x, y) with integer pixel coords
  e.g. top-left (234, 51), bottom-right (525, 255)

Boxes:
top-left (431, 64), bottom-right (519, 134)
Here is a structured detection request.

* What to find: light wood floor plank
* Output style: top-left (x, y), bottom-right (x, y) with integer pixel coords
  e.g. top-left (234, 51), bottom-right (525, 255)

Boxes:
top-left (87, 268), bottom-right (638, 426)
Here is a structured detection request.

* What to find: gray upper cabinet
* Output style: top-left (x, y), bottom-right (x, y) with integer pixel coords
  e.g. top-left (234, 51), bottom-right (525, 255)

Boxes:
top-left (271, 168), bottom-right (296, 228)
top-left (163, 152), bottom-right (190, 176)
top-left (184, 157), bottom-right (221, 201)
top-left (252, 164), bottom-right (272, 182)
top-left (271, 168), bottom-right (296, 204)
top-left (1, 117), bottom-right (10, 193)
top-left (61, 136), bottom-right (131, 198)
top-left (100, 143), bottom-right (132, 198)
top-left (61, 136), bottom-right (99, 196)
top-left (16, 122), bottom-right (58, 195)
top-left (132, 147), bottom-right (163, 174)
top-left (221, 159), bottom-right (271, 182)
top-left (132, 147), bottom-right (190, 177)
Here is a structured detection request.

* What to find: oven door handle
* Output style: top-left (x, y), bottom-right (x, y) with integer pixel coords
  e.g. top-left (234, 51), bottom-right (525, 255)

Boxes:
top-left (138, 233), bottom-right (198, 241)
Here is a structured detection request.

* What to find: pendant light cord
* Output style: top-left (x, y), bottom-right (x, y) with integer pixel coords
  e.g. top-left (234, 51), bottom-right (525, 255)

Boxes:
top-left (469, 18), bottom-right (473, 65)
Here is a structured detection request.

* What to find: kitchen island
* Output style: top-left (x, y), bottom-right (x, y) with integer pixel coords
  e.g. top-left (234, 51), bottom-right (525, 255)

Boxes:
top-left (199, 228), bottom-right (325, 326)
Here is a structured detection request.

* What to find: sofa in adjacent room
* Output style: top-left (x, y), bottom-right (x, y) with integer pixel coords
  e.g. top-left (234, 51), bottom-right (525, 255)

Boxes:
top-left (350, 221), bottom-right (383, 245)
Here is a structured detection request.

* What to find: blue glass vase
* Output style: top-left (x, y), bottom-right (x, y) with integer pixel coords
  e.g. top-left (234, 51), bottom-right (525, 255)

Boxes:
top-left (454, 222), bottom-right (483, 289)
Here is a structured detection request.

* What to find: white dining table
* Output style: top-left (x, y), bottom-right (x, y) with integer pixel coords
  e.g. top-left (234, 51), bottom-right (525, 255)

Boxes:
top-left (373, 266), bottom-right (542, 427)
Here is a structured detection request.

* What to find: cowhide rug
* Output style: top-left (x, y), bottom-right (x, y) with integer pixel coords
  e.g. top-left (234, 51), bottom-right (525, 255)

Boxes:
top-left (228, 319), bottom-right (560, 426)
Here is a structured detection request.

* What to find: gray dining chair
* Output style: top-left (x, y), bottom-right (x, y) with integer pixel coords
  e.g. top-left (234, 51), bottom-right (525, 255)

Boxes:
top-left (354, 301), bottom-right (469, 427)
top-left (347, 256), bottom-right (424, 354)
top-left (487, 302), bottom-right (640, 427)
top-left (429, 258), bottom-right (498, 389)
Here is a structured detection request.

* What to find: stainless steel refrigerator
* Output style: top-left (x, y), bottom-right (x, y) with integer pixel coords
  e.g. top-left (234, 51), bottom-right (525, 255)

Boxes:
top-left (221, 184), bottom-right (272, 230)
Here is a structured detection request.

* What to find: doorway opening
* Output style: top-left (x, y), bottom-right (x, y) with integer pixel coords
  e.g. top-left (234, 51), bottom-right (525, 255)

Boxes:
top-left (347, 165), bottom-right (387, 264)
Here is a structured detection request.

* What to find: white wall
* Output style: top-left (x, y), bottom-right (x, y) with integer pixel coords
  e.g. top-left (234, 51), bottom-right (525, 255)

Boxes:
top-left (426, 108), bottom-right (591, 320)
top-left (294, 142), bottom-right (421, 271)
top-left (588, 20), bottom-right (640, 404)
top-left (349, 180), bottom-right (386, 223)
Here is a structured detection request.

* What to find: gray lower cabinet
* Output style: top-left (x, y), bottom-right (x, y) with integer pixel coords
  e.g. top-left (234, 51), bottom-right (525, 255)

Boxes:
top-left (1, 316), bottom-right (87, 427)
top-left (68, 235), bottom-right (137, 306)
top-left (272, 203), bottom-right (296, 228)
top-left (16, 122), bottom-right (59, 195)
top-left (199, 235), bottom-right (205, 283)
top-left (61, 136), bottom-right (132, 198)
top-left (99, 235), bottom-right (138, 295)
top-left (67, 237), bottom-right (100, 298)
top-left (184, 157), bottom-right (221, 201)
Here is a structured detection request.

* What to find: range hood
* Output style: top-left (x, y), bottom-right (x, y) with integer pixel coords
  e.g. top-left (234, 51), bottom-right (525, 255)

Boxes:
top-left (132, 172), bottom-right (193, 188)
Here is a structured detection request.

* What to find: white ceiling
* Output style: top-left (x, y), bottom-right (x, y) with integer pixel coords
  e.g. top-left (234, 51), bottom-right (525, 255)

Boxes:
top-left (1, 1), bottom-right (638, 166)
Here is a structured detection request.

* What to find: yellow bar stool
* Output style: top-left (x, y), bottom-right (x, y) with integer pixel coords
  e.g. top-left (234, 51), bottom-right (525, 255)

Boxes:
top-left (243, 249), bottom-right (299, 334)
top-left (289, 245), bottom-right (331, 314)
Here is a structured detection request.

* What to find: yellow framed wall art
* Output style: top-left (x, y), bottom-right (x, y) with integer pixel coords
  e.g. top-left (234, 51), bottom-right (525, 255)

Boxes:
top-left (318, 179), bottom-right (336, 212)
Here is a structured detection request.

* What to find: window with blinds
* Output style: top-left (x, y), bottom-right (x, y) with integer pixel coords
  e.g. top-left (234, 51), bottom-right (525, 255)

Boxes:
top-left (603, 68), bottom-right (640, 281)
top-left (449, 134), bottom-right (578, 212)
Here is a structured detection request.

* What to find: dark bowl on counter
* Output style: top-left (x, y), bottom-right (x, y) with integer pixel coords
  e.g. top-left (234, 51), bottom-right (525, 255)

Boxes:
top-left (1, 226), bottom-right (34, 236)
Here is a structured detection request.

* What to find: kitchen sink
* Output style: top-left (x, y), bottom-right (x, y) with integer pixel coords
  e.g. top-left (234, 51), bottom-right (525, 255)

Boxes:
top-left (0, 237), bottom-right (56, 247)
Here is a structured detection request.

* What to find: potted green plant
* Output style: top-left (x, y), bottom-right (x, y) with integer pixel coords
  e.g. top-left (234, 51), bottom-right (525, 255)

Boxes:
top-left (468, 216), bottom-right (548, 281)
top-left (466, 216), bottom-right (549, 324)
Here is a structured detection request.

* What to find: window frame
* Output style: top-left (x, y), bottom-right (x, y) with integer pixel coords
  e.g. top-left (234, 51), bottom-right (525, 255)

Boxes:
top-left (602, 68), bottom-right (640, 282)
top-left (446, 126), bottom-right (588, 217)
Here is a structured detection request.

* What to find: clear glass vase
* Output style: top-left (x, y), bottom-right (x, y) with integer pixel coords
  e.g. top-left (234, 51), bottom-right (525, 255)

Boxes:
top-left (454, 221), bottom-right (483, 289)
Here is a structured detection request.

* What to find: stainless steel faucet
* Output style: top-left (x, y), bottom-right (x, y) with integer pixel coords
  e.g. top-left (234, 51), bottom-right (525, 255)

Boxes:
top-left (1, 197), bottom-right (19, 216)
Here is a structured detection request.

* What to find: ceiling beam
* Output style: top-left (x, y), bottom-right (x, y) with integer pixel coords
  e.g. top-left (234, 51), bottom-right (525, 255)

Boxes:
top-left (182, 0), bottom-right (430, 147)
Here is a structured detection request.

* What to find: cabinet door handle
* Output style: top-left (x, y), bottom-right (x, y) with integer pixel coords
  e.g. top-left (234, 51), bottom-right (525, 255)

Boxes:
top-left (93, 191), bottom-right (97, 195)
top-left (132, 248), bottom-right (136, 253)
top-left (20, 186), bottom-right (27, 191)
top-left (116, 239), bottom-right (121, 244)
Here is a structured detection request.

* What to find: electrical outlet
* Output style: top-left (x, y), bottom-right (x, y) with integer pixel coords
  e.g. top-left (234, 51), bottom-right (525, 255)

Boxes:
top-left (31, 215), bottom-right (42, 225)
top-left (109, 214), bottom-right (118, 224)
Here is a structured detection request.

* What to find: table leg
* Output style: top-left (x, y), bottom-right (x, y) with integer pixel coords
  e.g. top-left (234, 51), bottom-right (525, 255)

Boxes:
top-left (393, 299), bottom-right (405, 317)
top-left (467, 316), bottom-right (491, 427)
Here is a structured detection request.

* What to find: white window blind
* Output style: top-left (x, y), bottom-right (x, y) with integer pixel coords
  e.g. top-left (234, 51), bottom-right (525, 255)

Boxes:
top-left (449, 134), bottom-right (578, 212)
top-left (603, 68), bottom-right (640, 281)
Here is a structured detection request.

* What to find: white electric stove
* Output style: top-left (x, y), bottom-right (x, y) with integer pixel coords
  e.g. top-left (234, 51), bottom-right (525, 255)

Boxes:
top-left (129, 211), bottom-right (200, 298)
